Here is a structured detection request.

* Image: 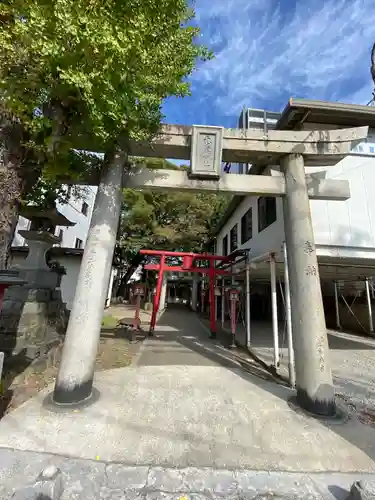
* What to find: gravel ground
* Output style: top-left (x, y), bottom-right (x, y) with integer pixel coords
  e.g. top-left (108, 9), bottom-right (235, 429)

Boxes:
top-left (331, 346), bottom-right (375, 423)
top-left (0, 305), bottom-right (152, 415)
top-left (0, 325), bottom-right (142, 416)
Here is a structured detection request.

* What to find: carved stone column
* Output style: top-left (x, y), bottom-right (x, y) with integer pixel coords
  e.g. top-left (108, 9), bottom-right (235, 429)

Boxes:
top-left (281, 153), bottom-right (335, 416)
top-left (53, 153), bottom-right (124, 406)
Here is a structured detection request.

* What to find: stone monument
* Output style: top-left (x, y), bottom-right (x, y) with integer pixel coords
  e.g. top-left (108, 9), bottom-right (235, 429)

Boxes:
top-left (0, 206), bottom-right (75, 360)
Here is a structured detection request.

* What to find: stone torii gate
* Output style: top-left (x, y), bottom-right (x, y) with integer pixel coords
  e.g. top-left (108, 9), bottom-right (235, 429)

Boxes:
top-left (52, 124), bottom-right (368, 417)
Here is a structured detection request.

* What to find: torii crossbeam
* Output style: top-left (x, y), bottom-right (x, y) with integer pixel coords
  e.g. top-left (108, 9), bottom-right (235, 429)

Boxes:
top-left (53, 119), bottom-right (368, 420)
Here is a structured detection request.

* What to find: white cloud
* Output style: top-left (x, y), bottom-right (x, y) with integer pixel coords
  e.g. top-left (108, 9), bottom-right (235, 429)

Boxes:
top-left (191, 0), bottom-right (375, 115)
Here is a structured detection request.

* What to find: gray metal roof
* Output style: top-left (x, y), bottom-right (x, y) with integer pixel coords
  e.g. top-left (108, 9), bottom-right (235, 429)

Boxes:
top-left (277, 98), bottom-right (375, 130)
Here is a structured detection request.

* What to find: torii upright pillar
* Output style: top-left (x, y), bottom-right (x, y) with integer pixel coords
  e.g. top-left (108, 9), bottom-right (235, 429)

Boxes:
top-left (53, 153), bottom-right (124, 405)
top-left (281, 153), bottom-right (335, 416)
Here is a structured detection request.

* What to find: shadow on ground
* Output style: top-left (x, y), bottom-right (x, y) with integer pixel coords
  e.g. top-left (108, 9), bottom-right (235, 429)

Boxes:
top-left (216, 318), bottom-right (375, 351)
top-left (146, 304), bottom-right (375, 471)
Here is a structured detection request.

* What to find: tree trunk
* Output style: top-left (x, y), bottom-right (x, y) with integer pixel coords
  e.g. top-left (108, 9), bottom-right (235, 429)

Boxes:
top-left (0, 162), bottom-right (23, 269)
top-left (4, 210), bottom-right (20, 268)
top-left (0, 120), bottom-right (25, 270)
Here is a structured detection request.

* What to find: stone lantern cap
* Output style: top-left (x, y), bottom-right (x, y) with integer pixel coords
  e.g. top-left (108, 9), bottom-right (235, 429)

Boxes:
top-left (17, 230), bottom-right (61, 245)
top-left (19, 206), bottom-right (76, 228)
top-left (0, 269), bottom-right (27, 286)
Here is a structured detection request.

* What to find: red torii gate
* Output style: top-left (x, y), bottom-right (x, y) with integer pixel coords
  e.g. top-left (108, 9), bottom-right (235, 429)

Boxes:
top-left (140, 250), bottom-right (236, 337)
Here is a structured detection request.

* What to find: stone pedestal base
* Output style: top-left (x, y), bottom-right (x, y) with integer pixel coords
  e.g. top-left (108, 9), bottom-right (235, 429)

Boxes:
top-left (0, 269), bottom-right (69, 358)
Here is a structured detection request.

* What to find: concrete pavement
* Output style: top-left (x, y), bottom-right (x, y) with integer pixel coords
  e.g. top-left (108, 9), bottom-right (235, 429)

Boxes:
top-left (1, 307), bottom-right (375, 497)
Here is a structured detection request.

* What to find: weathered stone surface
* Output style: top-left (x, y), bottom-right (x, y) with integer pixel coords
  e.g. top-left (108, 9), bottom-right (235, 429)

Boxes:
top-left (147, 467), bottom-right (184, 492)
top-left (106, 465), bottom-right (149, 490)
top-left (0, 270), bottom-right (68, 356)
top-left (236, 470), bottom-right (319, 498)
top-left (347, 480), bottom-right (375, 500)
top-left (11, 486), bottom-right (43, 499)
top-left (145, 494), bottom-right (207, 500)
top-left (58, 459), bottom-right (105, 500)
top-left (100, 488), bottom-right (144, 500)
top-left (2, 448), bottom-right (375, 500)
top-left (181, 467), bottom-right (237, 494)
top-left (11, 465), bottom-right (63, 500)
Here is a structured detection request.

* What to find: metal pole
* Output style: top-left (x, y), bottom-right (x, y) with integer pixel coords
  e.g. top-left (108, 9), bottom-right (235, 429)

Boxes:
top-left (221, 280), bottom-right (225, 328)
top-left (366, 278), bottom-right (374, 334)
top-left (191, 275), bottom-right (198, 311)
top-left (283, 242), bottom-right (295, 388)
top-left (230, 296), bottom-right (236, 348)
top-left (149, 254), bottom-right (166, 336)
top-left (270, 253), bottom-right (279, 369)
top-left (215, 278), bottom-right (219, 322)
top-left (209, 261), bottom-right (216, 339)
top-left (334, 281), bottom-right (341, 330)
top-left (245, 262), bottom-right (251, 348)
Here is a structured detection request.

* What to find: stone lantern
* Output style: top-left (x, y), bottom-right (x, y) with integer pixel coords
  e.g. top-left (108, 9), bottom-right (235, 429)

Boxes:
top-left (0, 206), bottom-right (75, 359)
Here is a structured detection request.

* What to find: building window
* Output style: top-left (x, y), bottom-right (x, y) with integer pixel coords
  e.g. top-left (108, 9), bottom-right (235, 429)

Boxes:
top-left (81, 202), bottom-right (89, 216)
top-left (213, 238), bottom-right (217, 254)
top-left (241, 208), bottom-right (252, 244)
top-left (75, 238), bottom-right (83, 249)
top-left (230, 224), bottom-right (238, 253)
top-left (258, 197), bottom-right (277, 233)
top-left (222, 235), bottom-right (228, 256)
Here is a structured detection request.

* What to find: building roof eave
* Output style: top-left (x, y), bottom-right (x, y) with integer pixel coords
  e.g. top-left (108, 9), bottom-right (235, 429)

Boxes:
top-left (277, 98), bottom-right (375, 130)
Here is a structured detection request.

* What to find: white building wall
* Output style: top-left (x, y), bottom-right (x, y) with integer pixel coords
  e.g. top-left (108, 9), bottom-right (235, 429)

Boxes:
top-left (309, 155), bottom-right (375, 251)
top-left (12, 216), bottom-right (30, 246)
top-left (217, 167), bottom-right (284, 258)
top-left (12, 185), bottom-right (97, 249)
top-left (217, 151), bottom-right (375, 260)
top-left (54, 186), bottom-right (97, 248)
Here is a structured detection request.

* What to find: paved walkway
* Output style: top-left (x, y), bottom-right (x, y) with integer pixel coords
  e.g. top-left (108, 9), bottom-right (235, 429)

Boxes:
top-left (1, 306), bottom-right (375, 498)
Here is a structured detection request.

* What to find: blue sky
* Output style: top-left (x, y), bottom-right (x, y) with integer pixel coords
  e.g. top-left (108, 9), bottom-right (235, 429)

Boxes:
top-left (162, 0), bottom-right (375, 130)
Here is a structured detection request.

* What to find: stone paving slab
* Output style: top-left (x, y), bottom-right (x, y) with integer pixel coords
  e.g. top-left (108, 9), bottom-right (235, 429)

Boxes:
top-left (2, 447), bottom-right (375, 500)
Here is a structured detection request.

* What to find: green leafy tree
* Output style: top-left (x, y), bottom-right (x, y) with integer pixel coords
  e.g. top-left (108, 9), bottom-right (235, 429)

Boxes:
top-left (115, 157), bottom-right (230, 291)
top-left (0, 0), bottom-right (210, 267)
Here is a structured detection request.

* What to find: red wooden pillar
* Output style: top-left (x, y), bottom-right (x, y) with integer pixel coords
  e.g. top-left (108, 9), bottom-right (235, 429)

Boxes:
top-left (209, 260), bottom-right (216, 339)
top-left (149, 255), bottom-right (166, 336)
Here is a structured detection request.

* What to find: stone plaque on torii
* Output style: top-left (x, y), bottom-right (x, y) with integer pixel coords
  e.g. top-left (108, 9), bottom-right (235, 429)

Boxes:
top-left (52, 121), bottom-right (368, 418)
